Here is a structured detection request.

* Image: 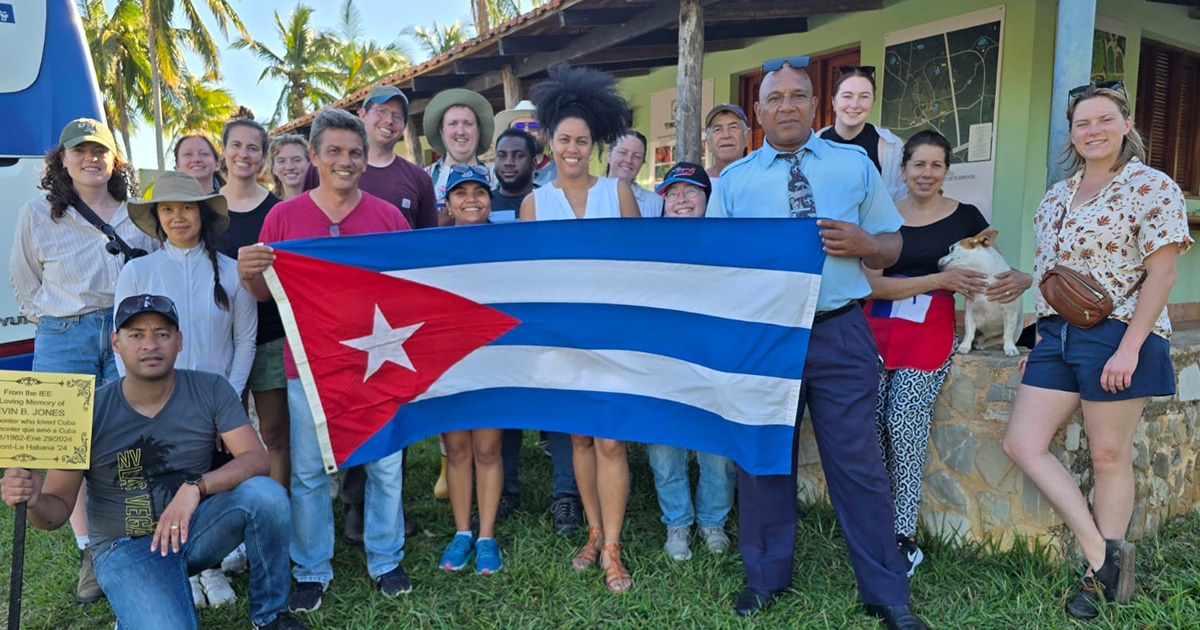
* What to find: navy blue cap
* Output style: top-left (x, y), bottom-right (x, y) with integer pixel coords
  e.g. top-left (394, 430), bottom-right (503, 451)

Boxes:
top-left (656, 162), bottom-right (711, 197)
top-left (445, 164), bottom-right (492, 196)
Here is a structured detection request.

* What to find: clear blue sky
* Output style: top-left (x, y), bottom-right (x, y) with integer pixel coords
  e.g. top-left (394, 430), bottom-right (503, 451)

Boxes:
top-left (127, 0), bottom-right (475, 168)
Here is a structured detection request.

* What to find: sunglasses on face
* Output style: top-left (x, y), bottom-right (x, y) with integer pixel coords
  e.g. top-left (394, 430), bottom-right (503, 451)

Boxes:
top-left (838, 65), bottom-right (876, 77)
top-left (450, 164), bottom-right (490, 177)
top-left (762, 56), bottom-right (811, 72)
top-left (513, 121), bottom-right (540, 131)
top-left (1069, 80), bottom-right (1124, 99)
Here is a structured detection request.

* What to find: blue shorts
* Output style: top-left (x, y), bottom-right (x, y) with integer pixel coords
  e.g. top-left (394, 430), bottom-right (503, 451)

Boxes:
top-left (1022, 316), bottom-right (1175, 401)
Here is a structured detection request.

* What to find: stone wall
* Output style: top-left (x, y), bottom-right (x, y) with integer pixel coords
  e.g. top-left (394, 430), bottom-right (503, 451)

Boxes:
top-left (794, 329), bottom-right (1200, 556)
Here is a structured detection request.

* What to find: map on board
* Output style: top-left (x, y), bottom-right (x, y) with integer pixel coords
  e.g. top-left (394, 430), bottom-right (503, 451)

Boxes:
top-left (881, 20), bottom-right (1001, 164)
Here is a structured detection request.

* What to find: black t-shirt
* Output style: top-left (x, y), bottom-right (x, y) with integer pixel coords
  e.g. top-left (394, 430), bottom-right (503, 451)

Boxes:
top-left (489, 186), bottom-right (532, 223)
top-left (820, 123), bottom-right (882, 174)
top-left (218, 192), bottom-right (285, 344)
top-left (885, 202), bottom-right (990, 278)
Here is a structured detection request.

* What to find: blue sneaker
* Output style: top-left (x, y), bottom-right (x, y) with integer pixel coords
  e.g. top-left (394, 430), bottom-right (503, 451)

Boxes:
top-left (475, 538), bottom-right (503, 575)
top-left (439, 534), bottom-right (475, 571)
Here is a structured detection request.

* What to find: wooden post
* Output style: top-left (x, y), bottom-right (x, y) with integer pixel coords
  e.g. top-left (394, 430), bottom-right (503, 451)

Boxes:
top-left (501, 65), bottom-right (521, 110)
top-left (404, 115), bottom-right (423, 167)
top-left (676, 0), bottom-right (704, 164)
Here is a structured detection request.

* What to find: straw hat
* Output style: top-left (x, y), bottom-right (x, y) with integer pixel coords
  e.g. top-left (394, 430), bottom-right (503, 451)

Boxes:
top-left (127, 171), bottom-right (229, 238)
top-left (423, 88), bottom-right (495, 157)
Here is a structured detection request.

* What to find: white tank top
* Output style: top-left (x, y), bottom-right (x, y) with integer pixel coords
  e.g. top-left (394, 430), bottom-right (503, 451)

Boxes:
top-left (531, 176), bottom-right (623, 220)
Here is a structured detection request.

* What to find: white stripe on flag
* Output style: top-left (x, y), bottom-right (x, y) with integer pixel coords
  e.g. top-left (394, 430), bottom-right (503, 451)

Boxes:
top-left (412, 345), bottom-right (801, 428)
top-left (386, 259), bottom-right (820, 328)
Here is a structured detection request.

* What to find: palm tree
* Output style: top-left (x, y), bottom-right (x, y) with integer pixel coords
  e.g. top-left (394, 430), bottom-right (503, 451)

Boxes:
top-left (159, 71), bottom-right (238, 140)
top-left (326, 0), bottom-right (413, 96)
top-left (78, 0), bottom-right (151, 163)
top-left (141, 0), bottom-right (251, 170)
top-left (407, 19), bottom-right (468, 57)
top-left (232, 4), bottom-right (341, 127)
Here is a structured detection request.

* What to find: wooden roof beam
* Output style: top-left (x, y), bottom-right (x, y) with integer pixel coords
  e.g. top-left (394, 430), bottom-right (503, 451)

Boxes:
top-left (409, 74), bottom-right (466, 92)
top-left (705, 0), bottom-right (883, 20)
top-left (453, 56), bottom-right (517, 74)
top-left (558, 8), bottom-right (640, 27)
top-left (498, 35), bottom-right (574, 56)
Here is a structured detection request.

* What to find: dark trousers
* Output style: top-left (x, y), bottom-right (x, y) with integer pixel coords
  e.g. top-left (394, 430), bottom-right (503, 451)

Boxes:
top-left (737, 307), bottom-right (909, 606)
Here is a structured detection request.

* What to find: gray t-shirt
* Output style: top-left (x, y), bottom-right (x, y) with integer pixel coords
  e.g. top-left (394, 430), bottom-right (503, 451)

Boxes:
top-left (84, 370), bottom-right (247, 551)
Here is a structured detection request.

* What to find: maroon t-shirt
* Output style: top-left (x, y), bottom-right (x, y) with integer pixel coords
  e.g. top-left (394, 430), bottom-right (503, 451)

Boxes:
top-left (302, 158), bottom-right (437, 229)
top-left (259, 190), bottom-right (411, 378)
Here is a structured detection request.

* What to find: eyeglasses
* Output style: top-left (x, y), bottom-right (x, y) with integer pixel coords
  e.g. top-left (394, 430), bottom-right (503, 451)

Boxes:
top-left (513, 121), bottom-right (540, 131)
top-left (762, 56), bottom-right (810, 72)
top-left (328, 223), bottom-right (340, 237)
top-left (838, 65), bottom-right (875, 77)
top-left (1069, 80), bottom-right (1124, 99)
top-left (665, 187), bottom-right (703, 201)
top-left (450, 164), bottom-right (490, 177)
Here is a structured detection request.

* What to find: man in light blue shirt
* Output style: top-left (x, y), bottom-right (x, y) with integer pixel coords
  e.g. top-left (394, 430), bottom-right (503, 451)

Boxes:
top-left (712, 58), bottom-right (927, 630)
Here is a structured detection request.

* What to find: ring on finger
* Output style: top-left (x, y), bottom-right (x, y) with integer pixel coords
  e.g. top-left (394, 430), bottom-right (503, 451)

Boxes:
top-left (169, 524), bottom-right (179, 531)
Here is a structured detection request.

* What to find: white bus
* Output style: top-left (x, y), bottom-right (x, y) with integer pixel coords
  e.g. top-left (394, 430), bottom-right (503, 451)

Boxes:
top-left (0, 0), bottom-right (105, 369)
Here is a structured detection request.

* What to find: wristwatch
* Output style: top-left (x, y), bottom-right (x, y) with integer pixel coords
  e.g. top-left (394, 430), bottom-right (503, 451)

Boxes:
top-left (183, 474), bottom-right (208, 497)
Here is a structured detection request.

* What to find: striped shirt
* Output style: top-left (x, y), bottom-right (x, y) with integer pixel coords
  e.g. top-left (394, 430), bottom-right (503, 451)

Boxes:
top-left (9, 196), bottom-right (159, 321)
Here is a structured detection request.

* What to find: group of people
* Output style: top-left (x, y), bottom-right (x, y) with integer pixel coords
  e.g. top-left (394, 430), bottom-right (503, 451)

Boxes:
top-left (2, 52), bottom-right (1191, 630)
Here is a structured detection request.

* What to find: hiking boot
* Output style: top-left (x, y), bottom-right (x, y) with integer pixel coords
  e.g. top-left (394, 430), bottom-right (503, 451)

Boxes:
top-left (75, 548), bottom-right (104, 604)
top-left (898, 534), bottom-right (924, 577)
top-left (439, 533), bottom-right (475, 571)
top-left (700, 526), bottom-right (730, 554)
top-left (664, 526), bottom-right (692, 561)
top-left (475, 538), bottom-right (503, 575)
top-left (550, 493), bottom-right (583, 536)
top-left (189, 575), bottom-right (207, 609)
top-left (1066, 575), bottom-right (1103, 619)
top-left (199, 568), bottom-right (237, 607)
top-left (254, 612), bottom-right (310, 630)
top-left (287, 582), bottom-right (325, 613)
top-left (378, 565), bottom-right (412, 597)
top-left (1069, 539), bottom-right (1136, 618)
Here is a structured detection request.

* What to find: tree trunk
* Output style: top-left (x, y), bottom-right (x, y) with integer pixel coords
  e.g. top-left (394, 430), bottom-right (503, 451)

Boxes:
top-left (114, 79), bottom-right (134, 165)
top-left (501, 65), bottom-right (521, 110)
top-left (473, 0), bottom-right (490, 35)
top-left (147, 15), bottom-right (165, 171)
top-left (404, 116), bottom-right (423, 167)
top-left (676, 0), bottom-right (704, 164)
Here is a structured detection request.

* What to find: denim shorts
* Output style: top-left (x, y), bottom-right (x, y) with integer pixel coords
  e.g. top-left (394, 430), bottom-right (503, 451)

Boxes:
top-left (32, 309), bottom-right (118, 385)
top-left (1022, 315), bottom-right (1175, 401)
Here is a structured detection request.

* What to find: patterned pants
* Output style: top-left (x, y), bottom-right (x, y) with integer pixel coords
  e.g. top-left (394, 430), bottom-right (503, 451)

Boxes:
top-left (874, 357), bottom-right (953, 538)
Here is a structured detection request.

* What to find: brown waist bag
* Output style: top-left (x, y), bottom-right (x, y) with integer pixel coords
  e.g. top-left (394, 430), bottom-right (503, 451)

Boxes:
top-left (1039, 266), bottom-right (1145, 329)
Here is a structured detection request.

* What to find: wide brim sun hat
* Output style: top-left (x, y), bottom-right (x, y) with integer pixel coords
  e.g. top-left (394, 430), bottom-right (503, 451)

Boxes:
top-left (127, 171), bottom-right (229, 238)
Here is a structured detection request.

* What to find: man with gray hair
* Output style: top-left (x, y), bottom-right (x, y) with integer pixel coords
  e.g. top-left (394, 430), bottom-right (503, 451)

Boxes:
top-left (704, 103), bottom-right (750, 180)
top-left (237, 108), bottom-right (413, 614)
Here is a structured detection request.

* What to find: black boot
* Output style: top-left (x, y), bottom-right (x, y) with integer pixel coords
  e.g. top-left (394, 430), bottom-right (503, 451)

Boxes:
top-left (1066, 539), bottom-right (1135, 619)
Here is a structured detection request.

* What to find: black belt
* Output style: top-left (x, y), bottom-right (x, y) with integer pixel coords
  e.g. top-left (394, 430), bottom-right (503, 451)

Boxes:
top-left (811, 301), bottom-right (858, 325)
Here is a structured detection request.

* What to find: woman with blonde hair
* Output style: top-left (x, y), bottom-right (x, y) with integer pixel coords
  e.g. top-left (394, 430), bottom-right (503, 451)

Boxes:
top-left (268, 134), bottom-right (310, 200)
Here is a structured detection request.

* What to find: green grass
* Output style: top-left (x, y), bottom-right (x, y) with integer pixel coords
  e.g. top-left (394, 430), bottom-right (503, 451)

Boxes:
top-left (3, 435), bottom-right (1200, 629)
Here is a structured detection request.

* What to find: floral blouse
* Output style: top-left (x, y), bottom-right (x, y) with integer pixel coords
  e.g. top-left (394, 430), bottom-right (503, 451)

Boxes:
top-left (1032, 158), bottom-right (1193, 337)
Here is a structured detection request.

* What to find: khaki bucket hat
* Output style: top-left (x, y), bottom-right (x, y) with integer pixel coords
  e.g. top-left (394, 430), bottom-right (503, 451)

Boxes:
top-left (127, 171), bottom-right (229, 239)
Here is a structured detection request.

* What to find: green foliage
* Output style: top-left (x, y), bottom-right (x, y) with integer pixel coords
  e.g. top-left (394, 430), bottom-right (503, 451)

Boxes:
top-left (3, 436), bottom-right (1200, 628)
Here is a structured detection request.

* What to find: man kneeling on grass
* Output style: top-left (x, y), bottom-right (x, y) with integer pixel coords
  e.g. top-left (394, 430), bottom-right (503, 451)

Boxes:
top-left (0, 294), bottom-right (305, 630)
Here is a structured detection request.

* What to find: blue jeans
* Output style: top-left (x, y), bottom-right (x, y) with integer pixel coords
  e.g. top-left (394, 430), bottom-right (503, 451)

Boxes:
top-left (32, 309), bottom-right (118, 385)
top-left (92, 476), bottom-right (290, 629)
top-left (647, 444), bottom-right (736, 529)
top-left (501, 429), bottom-right (577, 496)
top-left (288, 379), bottom-right (405, 583)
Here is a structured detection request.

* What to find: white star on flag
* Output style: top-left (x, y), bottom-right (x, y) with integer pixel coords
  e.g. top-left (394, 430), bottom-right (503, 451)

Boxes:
top-left (340, 305), bottom-right (424, 381)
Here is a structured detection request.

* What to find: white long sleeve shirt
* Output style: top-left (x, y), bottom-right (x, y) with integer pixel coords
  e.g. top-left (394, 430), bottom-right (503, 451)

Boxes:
top-left (114, 242), bottom-right (257, 393)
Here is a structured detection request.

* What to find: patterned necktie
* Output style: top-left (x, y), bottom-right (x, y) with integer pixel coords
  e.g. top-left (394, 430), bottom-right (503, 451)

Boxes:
top-left (778, 152), bottom-right (816, 218)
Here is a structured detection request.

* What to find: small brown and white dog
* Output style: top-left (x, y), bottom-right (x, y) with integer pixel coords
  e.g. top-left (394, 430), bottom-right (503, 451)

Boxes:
top-left (937, 228), bottom-right (1022, 357)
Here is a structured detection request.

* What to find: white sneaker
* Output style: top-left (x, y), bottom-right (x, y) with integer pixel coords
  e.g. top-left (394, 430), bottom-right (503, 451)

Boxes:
top-left (189, 575), bottom-right (207, 609)
top-left (221, 543), bottom-right (248, 573)
top-left (199, 568), bottom-right (237, 607)
top-left (664, 526), bottom-right (692, 561)
top-left (699, 526), bottom-right (731, 554)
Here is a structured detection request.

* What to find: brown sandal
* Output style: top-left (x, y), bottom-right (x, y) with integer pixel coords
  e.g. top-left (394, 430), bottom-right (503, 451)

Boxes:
top-left (572, 526), bottom-right (603, 571)
top-left (601, 542), bottom-right (632, 593)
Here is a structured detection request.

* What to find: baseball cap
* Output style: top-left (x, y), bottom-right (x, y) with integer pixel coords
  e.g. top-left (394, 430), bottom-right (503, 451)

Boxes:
top-left (705, 104), bottom-right (748, 128)
top-left (60, 118), bottom-right (119, 154)
top-left (363, 84), bottom-right (410, 117)
top-left (445, 164), bottom-right (493, 196)
top-left (115, 294), bottom-right (180, 330)
top-left (656, 162), bottom-right (711, 197)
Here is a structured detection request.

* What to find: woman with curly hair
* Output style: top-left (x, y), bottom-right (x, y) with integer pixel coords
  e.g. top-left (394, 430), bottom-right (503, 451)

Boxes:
top-left (520, 64), bottom-right (639, 593)
top-left (9, 118), bottom-right (158, 604)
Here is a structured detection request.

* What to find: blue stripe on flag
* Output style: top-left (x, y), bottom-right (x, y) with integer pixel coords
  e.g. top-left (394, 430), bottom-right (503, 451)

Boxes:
top-left (489, 303), bottom-right (810, 378)
top-left (341, 388), bottom-right (797, 476)
top-left (271, 217), bottom-right (824, 274)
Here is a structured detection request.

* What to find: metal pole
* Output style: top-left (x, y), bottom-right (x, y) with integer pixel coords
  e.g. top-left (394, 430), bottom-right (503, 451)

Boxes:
top-left (1046, 0), bottom-right (1097, 188)
top-left (8, 503), bottom-right (26, 630)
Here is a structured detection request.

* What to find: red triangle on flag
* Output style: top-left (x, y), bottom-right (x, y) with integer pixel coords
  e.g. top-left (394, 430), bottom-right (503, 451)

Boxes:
top-left (271, 250), bottom-right (520, 465)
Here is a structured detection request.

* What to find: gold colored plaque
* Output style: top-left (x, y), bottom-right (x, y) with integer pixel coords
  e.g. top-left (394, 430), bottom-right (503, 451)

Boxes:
top-left (0, 370), bottom-right (94, 470)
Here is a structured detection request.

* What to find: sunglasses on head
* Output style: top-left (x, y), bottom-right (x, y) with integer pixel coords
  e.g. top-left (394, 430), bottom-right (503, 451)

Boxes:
top-left (762, 56), bottom-right (811, 72)
top-left (115, 294), bottom-right (178, 319)
top-left (838, 65), bottom-right (876, 77)
top-left (450, 164), bottom-right (490, 177)
top-left (513, 121), bottom-right (540, 131)
top-left (1069, 80), bottom-right (1124, 99)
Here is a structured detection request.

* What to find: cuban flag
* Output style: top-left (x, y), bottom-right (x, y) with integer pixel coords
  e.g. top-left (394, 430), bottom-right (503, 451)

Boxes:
top-left (264, 218), bottom-right (824, 475)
